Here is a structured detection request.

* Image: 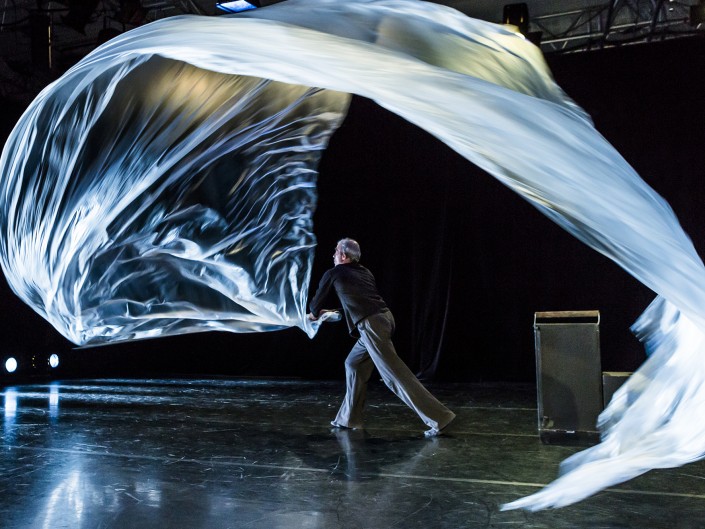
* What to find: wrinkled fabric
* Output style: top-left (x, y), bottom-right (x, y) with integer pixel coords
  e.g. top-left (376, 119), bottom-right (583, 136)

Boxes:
top-left (0, 50), bottom-right (350, 343)
top-left (1, 0), bottom-right (705, 510)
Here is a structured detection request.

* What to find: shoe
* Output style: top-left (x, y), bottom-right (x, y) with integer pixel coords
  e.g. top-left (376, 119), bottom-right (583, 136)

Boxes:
top-left (424, 413), bottom-right (455, 438)
top-left (330, 420), bottom-right (353, 429)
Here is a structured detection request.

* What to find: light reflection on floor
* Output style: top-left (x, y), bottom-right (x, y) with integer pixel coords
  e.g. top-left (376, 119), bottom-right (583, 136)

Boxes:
top-left (1, 378), bottom-right (704, 528)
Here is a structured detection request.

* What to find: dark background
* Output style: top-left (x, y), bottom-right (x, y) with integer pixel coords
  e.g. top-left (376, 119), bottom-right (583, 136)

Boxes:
top-left (1, 37), bottom-right (703, 383)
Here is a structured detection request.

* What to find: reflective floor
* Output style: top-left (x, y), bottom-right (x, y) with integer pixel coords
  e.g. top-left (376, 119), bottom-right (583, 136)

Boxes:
top-left (1, 378), bottom-right (705, 528)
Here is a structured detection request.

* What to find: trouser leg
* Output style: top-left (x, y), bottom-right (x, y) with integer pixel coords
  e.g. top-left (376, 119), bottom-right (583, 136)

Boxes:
top-left (359, 311), bottom-right (455, 430)
top-left (333, 338), bottom-right (375, 428)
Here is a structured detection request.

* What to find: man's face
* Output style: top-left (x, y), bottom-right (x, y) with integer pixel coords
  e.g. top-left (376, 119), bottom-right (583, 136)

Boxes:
top-left (333, 244), bottom-right (345, 266)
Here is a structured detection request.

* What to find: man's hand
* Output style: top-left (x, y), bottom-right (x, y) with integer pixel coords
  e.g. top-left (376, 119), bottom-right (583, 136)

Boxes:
top-left (311, 309), bottom-right (342, 323)
top-left (307, 313), bottom-right (318, 321)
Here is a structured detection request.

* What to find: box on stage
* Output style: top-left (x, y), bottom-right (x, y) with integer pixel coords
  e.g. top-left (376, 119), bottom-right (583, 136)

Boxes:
top-left (534, 310), bottom-right (602, 444)
top-left (602, 371), bottom-right (632, 407)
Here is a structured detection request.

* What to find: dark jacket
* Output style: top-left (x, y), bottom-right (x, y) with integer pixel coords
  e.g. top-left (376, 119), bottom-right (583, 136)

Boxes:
top-left (310, 262), bottom-right (388, 337)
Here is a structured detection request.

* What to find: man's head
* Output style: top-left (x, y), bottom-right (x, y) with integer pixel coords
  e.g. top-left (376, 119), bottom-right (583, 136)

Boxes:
top-left (334, 238), bottom-right (361, 266)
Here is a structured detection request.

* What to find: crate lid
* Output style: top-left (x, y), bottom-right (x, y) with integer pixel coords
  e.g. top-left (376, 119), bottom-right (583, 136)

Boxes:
top-left (534, 310), bottom-right (600, 324)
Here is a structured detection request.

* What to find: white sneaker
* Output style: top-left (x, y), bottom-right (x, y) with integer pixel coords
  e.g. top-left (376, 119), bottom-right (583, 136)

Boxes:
top-left (424, 413), bottom-right (455, 438)
top-left (330, 420), bottom-right (355, 429)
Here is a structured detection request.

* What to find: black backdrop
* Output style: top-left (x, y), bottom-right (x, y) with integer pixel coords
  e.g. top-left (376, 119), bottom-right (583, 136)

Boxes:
top-left (1, 37), bottom-right (704, 382)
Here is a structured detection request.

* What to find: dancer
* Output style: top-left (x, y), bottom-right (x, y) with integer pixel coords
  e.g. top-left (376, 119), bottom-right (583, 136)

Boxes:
top-left (308, 238), bottom-right (455, 437)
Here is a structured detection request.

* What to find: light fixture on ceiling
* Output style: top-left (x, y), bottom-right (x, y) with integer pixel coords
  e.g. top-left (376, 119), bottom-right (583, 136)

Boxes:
top-left (216, 0), bottom-right (257, 13)
top-left (216, 0), bottom-right (285, 14)
top-left (503, 3), bottom-right (542, 47)
top-left (503, 3), bottom-right (529, 34)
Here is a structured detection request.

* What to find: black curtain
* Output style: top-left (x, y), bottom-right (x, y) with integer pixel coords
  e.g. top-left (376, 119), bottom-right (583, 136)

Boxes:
top-left (1, 37), bottom-right (704, 382)
top-left (314, 37), bottom-right (705, 382)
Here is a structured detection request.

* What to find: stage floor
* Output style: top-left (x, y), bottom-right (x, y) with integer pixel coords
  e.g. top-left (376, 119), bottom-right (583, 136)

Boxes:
top-left (1, 378), bottom-right (704, 528)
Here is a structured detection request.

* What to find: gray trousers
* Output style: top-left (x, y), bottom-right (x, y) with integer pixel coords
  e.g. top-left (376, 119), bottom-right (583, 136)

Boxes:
top-left (333, 310), bottom-right (455, 430)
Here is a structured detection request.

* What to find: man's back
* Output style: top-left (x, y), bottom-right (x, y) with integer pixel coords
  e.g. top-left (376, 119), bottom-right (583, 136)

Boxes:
top-left (310, 262), bottom-right (387, 334)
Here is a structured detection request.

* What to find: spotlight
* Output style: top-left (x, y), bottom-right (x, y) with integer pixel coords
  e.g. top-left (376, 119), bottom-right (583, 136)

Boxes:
top-left (216, 0), bottom-right (257, 12)
top-left (49, 354), bottom-right (60, 369)
top-left (5, 357), bottom-right (18, 373)
top-left (503, 3), bottom-right (529, 35)
top-left (691, 0), bottom-right (705, 27)
top-left (502, 3), bottom-right (541, 47)
top-left (216, 0), bottom-right (285, 13)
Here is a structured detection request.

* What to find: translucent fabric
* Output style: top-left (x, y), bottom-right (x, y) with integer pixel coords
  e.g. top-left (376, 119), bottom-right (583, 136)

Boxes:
top-left (1, 0), bottom-right (705, 510)
top-left (0, 51), bottom-right (351, 343)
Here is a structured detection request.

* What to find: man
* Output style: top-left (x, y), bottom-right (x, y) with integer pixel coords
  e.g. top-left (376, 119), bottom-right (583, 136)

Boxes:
top-left (308, 238), bottom-right (455, 437)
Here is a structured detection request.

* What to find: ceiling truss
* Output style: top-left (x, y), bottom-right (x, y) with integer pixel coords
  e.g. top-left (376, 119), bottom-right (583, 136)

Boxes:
top-left (531, 0), bottom-right (702, 53)
top-left (0, 0), bottom-right (703, 102)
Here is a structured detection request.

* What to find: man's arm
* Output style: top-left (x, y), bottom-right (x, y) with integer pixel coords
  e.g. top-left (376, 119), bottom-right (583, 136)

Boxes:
top-left (308, 269), bottom-right (335, 320)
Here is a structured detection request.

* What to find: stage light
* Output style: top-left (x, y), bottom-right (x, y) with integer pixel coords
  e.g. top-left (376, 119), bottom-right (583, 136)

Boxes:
top-left (502, 3), bottom-right (541, 47)
top-left (216, 0), bottom-right (285, 13)
top-left (49, 354), bottom-right (60, 369)
top-left (217, 0), bottom-right (257, 13)
top-left (5, 357), bottom-right (17, 373)
top-left (503, 3), bottom-right (529, 35)
top-left (691, 1), bottom-right (705, 27)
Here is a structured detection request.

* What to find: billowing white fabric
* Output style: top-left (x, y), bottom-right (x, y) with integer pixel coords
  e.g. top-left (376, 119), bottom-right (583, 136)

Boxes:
top-left (1, 0), bottom-right (704, 510)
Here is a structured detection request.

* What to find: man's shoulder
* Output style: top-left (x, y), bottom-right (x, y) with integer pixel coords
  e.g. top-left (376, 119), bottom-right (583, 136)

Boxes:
top-left (335, 263), bottom-right (373, 280)
top-left (322, 265), bottom-right (349, 279)
top-left (338, 262), bottom-right (367, 271)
